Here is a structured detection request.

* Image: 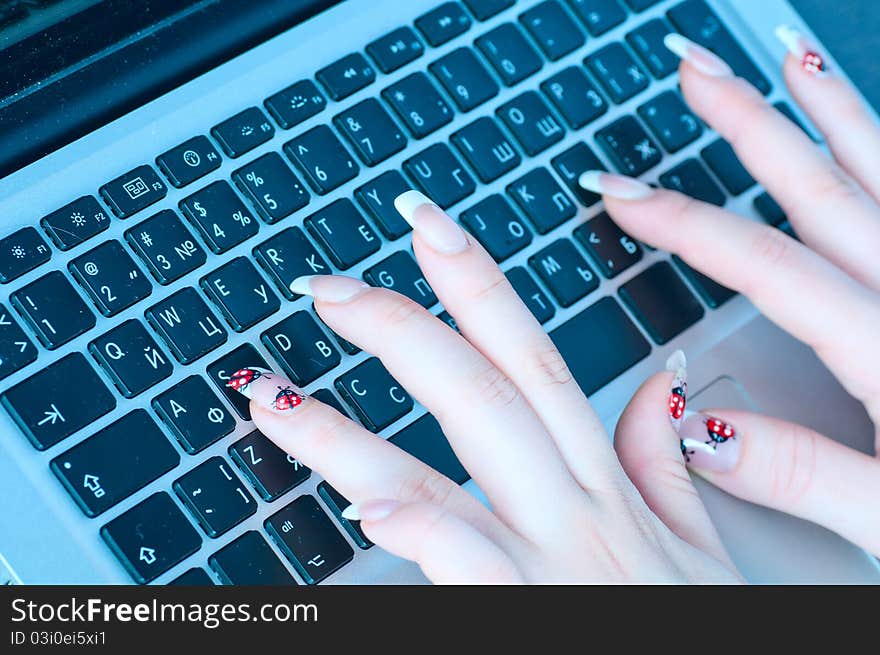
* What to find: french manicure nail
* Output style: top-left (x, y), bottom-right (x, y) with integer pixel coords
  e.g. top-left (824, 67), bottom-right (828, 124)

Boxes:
top-left (394, 190), bottom-right (470, 254)
top-left (679, 413), bottom-right (739, 472)
top-left (665, 350), bottom-right (687, 432)
top-left (578, 170), bottom-right (654, 200)
top-left (342, 499), bottom-right (399, 522)
top-left (227, 367), bottom-right (307, 412)
top-left (664, 33), bottom-right (734, 77)
top-left (290, 274), bottom-right (369, 303)
top-left (775, 24), bottom-right (828, 75)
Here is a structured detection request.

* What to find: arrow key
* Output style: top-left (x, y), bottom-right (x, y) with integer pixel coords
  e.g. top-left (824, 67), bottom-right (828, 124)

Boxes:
top-left (0, 303), bottom-right (37, 381)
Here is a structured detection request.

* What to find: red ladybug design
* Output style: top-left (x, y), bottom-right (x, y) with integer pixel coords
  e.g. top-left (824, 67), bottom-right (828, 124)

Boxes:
top-left (228, 367), bottom-right (262, 392)
top-left (274, 386), bottom-right (304, 411)
top-left (668, 385), bottom-right (686, 420)
top-left (803, 52), bottom-right (825, 74)
top-left (704, 417), bottom-right (735, 445)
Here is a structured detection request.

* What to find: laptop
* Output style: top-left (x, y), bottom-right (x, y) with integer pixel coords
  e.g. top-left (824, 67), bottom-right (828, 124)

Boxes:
top-left (1, 0), bottom-right (877, 585)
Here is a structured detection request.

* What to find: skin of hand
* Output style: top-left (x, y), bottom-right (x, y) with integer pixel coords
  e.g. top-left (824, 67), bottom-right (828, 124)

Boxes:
top-left (227, 27), bottom-right (880, 582)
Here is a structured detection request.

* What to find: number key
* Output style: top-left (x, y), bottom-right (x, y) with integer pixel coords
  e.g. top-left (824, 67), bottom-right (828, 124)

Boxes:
top-left (124, 210), bottom-right (206, 284)
top-left (10, 272), bottom-right (95, 349)
top-left (284, 125), bottom-right (359, 194)
top-left (475, 23), bottom-right (543, 86)
top-left (69, 240), bottom-right (152, 316)
top-left (334, 99), bottom-right (407, 167)
top-left (232, 153), bottom-right (310, 224)
top-left (180, 181), bottom-right (259, 253)
top-left (428, 48), bottom-right (499, 112)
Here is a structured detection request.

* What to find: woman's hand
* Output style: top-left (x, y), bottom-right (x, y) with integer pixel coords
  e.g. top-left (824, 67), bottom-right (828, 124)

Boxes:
top-left (581, 28), bottom-right (880, 556)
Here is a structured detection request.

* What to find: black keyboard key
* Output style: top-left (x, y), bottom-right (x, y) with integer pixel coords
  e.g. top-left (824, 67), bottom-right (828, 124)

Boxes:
top-left (261, 311), bottom-right (341, 385)
top-left (567, 0), bottom-right (626, 36)
top-left (232, 153), bottom-right (310, 224)
top-left (90, 319), bottom-right (173, 397)
top-left (209, 531), bottom-right (296, 585)
top-left (207, 344), bottom-right (272, 420)
top-left (596, 115), bottom-right (662, 176)
top-left (265, 495), bottom-right (354, 584)
top-left (619, 261), bottom-right (705, 344)
top-left (69, 240), bottom-right (152, 316)
top-left (229, 429), bottom-right (311, 502)
top-left (100, 165), bottom-right (168, 218)
top-left (318, 317), bottom-right (361, 357)
top-left (174, 456), bottom-right (257, 538)
top-left (672, 255), bottom-right (736, 309)
top-left (429, 47), bottom-right (499, 112)
top-left (363, 250), bottom-right (437, 308)
top-left (305, 199), bottom-right (381, 269)
top-left (507, 167), bottom-right (576, 234)
top-left (659, 158), bottom-right (726, 206)
top-left (317, 482), bottom-right (372, 549)
top-left (334, 98), bottom-right (407, 166)
top-left (264, 79), bottom-right (327, 130)
top-left (403, 143), bottom-right (476, 209)
top-left (0, 227), bottom-right (50, 283)
top-left (10, 271), bottom-right (94, 349)
top-left (312, 387), bottom-right (354, 417)
top-left (100, 492), bottom-right (200, 584)
top-left (211, 107), bottom-right (274, 158)
top-left (382, 72), bottom-right (453, 139)
top-left (700, 139), bottom-right (755, 195)
top-left (253, 227), bottom-right (331, 299)
top-left (451, 117), bottom-right (521, 183)
top-left (476, 23), bottom-right (543, 86)
top-left (201, 257), bottom-right (280, 331)
top-left (623, 0), bottom-right (660, 9)
top-left (667, 0), bottom-right (771, 95)
top-left (355, 170), bottom-right (413, 240)
top-left (389, 413), bottom-right (468, 484)
top-left (146, 288), bottom-right (227, 364)
top-left (180, 181), bottom-right (259, 254)
top-left (0, 306), bottom-right (37, 381)
top-left (40, 196), bottom-right (111, 251)
top-left (638, 91), bottom-right (702, 153)
top-left (125, 210), bottom-right (206, 284)
top-left (626, 18), bottom-right (680, 79)
top-left (284, 125), bottom-right (359, 194)
top-left (505, 266), bottom-right (555, 323)
top-left (551, 142), bottom-right (606, 207)
top-left (51, 410), bottom-right (179, 517)
top-left (529, 238), bottom-right (599, 307)
top-left (156, 136), bottom-right (222, 188)
top-left (520, 0), bottom-right (585, 60)
top-left (754, 191), bottom-right (786, 227)
top-left (1, 352), bottom-right (115, 450)
top-left (152, 375), bottom-right (236, 454)
top-left (367, 26), bottom-right (425, 73)
top-left (550, 296), bottom-right (651, 396)
top-left (336, 357), bottom-right (413, 432)
top-left (496, 91), bottom-right (565, 157)
top-left (170, 568), bottom-right (214, 585)
top-left (460, 194), bottom-right (532, 262)
top-left (586, 43), bottom-right (650, 104)
top-left (540, 66), bottom-right (608, 129)
top-left (316, 52), bottom-right (376, 101)
top-left (464, 0), bottom-right (514, 19)
top-left (573, 211), bottom-right (642, 278)
top-left (415, 2), bottom-right (472, 46)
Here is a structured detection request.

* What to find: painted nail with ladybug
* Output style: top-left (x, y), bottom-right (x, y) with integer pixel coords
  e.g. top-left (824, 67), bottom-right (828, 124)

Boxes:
top-left (679, 413), bottom-right (740, 472)
top-left (226, 367), bottom-right (307, 413)
top-left (665, 350), bottom-right (687, 432)
top-left (775, 25), bottom-right (828, 75)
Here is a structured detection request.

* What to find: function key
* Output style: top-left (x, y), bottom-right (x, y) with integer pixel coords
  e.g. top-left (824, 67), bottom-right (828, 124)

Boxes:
top-left (68, 240), bottom-right (152, 317)
top-left (528, 238), bottom-right (599, 307)
top-left (637, 90), bottom-right (702, 153)
top-left (0, 305), bottom-right (37, 382)
top-left (496, 90), bottom-right (565, 156)
top-left (317, 482), bottom-right (372, 549)
top-left (585, 42), bottom-right (650, 104)
top-left (124, 210), bottom-right (206, 285)
top-left (0, 227), bottom-right (51, 283)
top-left (573, 211), bottom-right (643, 278)
top-left (40, 196), bottom-right (110, 251)
top-left (316, 52), bottom-right (376, 101)
top-left (10, 271), bottom-right (95, 349)
top-left (540, 66), bottom-right (608, 129)
top-left (145, 287), bottom-right (228, 364)
top-left (460, 194), bottom-right (532, 262)
top-left (595, 115), bottom-right (662, 177)
top-left (89, 319), bottom-right (173, 398)
top-left (551, 141), bottom-right (607, 207)
top-left (659, 158), bottom-right (726, 207)
top-left (333, 98), bottom-right (407, 166)
top-left (200, 256), bottom-right (280, 332)
top-left (700, 139), bottom-right (755, 196)
top-left (519, 0), bottom-right (586, 61)
top-left (211, 107), bottom-right (275, 158)
top-left (229, 429), bottom-right (311, 502)
top-left (264, 79), bottom-right (327, 130)
top-left (415, 2), bottom-right (472, 46)
top-left (232, 152), bottom-right (310, 224)
top-left (209, 531), bottom-right (296, 585)
top-left (100, 165), bottom-right (167, 219)
top-left (363, 250), bottom-right (438, 309)
top-left (567, 0), bottom-right (627, 36)
top-left (626, 18), bottom-right (680, 79)
top-left (505, 266), bottom-right (555, 324)
top-left (283, 125), bottom-right (360, 194)
top-left (402, 143), bottom-right (475, 209)
top-left (355, 170), bottom-right (414, 240)
top-left (450, 116), bottom-right (522, 183)
top-left (429, 47), bottom-right (499, 113)
top-left (174, 456), bottom-right (256, 538)
top-left (475, 23), bottom-right (543, 86)
top-left (179, 181), bottom-right (260, 254)
top-left (463, 0), bottom-right (515, 20)
top-left (335, 357), bottom-right (413, 432)
top-left (152, 374), bottom-right (236, 454)
top-left (305, 199), bottom-right (381, 270)
top-left (1, 352), bottom-right (115, 450)
top-left (253, 227), bottom-right (331, 300)
top-left (506, 167), bottom-right (577, 234)
top-left (206, 343), bottom-right (272, 420)
top-left (367, 26), bottom-right (424, 73)
top-left (156, 136), bottom-right (222, 188)
top-left (382, 72), bottom-right (453, 139)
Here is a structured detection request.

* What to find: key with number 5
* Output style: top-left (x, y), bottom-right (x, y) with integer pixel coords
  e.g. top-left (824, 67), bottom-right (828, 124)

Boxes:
top-left (233, 153), bottom-right (310, 224)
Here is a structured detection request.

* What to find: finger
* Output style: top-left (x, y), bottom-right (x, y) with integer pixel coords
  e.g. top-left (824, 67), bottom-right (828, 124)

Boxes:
top-left (777, 24), bottom-right (880, 205)
top-left (670, 34), bottom-right (880, 289)
top-left (394, 190), bottom-right (620, 490)
top-left (680, 409), bottom-right (880, 557)
top-left (343, 500), bottom-right (524, 584)
top-left (613, 353), bottom-right (734, 567)
top-left (290, 274), bottom-right (581, 535)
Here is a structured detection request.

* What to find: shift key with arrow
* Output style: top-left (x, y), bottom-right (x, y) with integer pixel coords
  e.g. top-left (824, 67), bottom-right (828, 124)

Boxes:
top-left (0, 303), bottom-right (38, 382)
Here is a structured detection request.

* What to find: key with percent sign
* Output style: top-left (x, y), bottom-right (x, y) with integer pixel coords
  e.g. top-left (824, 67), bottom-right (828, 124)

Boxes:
top-left (233, 152), bottom-right (310, 224)
top-left (180, 180), bottom-right (259, 253)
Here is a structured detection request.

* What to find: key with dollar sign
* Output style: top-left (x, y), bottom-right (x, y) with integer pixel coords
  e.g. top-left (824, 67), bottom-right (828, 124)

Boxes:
top-left (180, 181), bottom-right (259, 254)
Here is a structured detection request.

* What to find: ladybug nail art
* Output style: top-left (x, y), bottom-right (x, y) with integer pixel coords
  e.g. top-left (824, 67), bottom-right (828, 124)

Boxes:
top-left (273, 385), bottom-right (305, 412)
top-left (703, 416), bottom-right (735, 446)
top-left (679, 413), bottom-right (740, 472)
top-left (776, 25), bottom-right (828, 76)
top-left (802, 51), bottom-right (826, 74)
top-left (665, 350), bottom-right (687, 431)
top-left (227, 367), bottom-right (270, 397)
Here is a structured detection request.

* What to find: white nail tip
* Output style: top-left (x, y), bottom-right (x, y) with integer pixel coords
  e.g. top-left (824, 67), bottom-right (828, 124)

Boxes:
top-left (663, 33), bottom-right (691, 60)
top-left (394, 190), bottom-right (433, 226)
top-left (578, 170), bottom-right (653, 200)
top-left (665, 350), bottom-right (687, 374)
top-left (289, 275), bottom-right (315, 296)
top-left (578, 170), bottom-right (604, 194)
top-left (341, 504), bottom-right (360, 521)
top-left (774, 24), bottom-right (804, 57)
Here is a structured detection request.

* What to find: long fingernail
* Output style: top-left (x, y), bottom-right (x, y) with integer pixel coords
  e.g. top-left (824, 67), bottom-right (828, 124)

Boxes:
top-left (579, 171), bottom-right (654, 200)
top-left (679, 413), bottom-right (740, 472)
top-left (775, 24), bottom-right (828, 75)
top-left (290, 274), bottom-right (369, 303)
top-left (341, 499), bottom-right (399, 521)
top-left (665, 350), bottom-right (687, 432)
top-left (664, 33), bottom-right (734, 77)
top-left (394, 190), bottom-right (470, 254)
top-left (226, 367), bottom-right (307, 412)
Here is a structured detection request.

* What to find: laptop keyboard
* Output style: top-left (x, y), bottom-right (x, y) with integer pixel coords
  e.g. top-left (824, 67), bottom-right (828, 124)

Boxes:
top-left (0, 0), bottom-right (790, 584)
